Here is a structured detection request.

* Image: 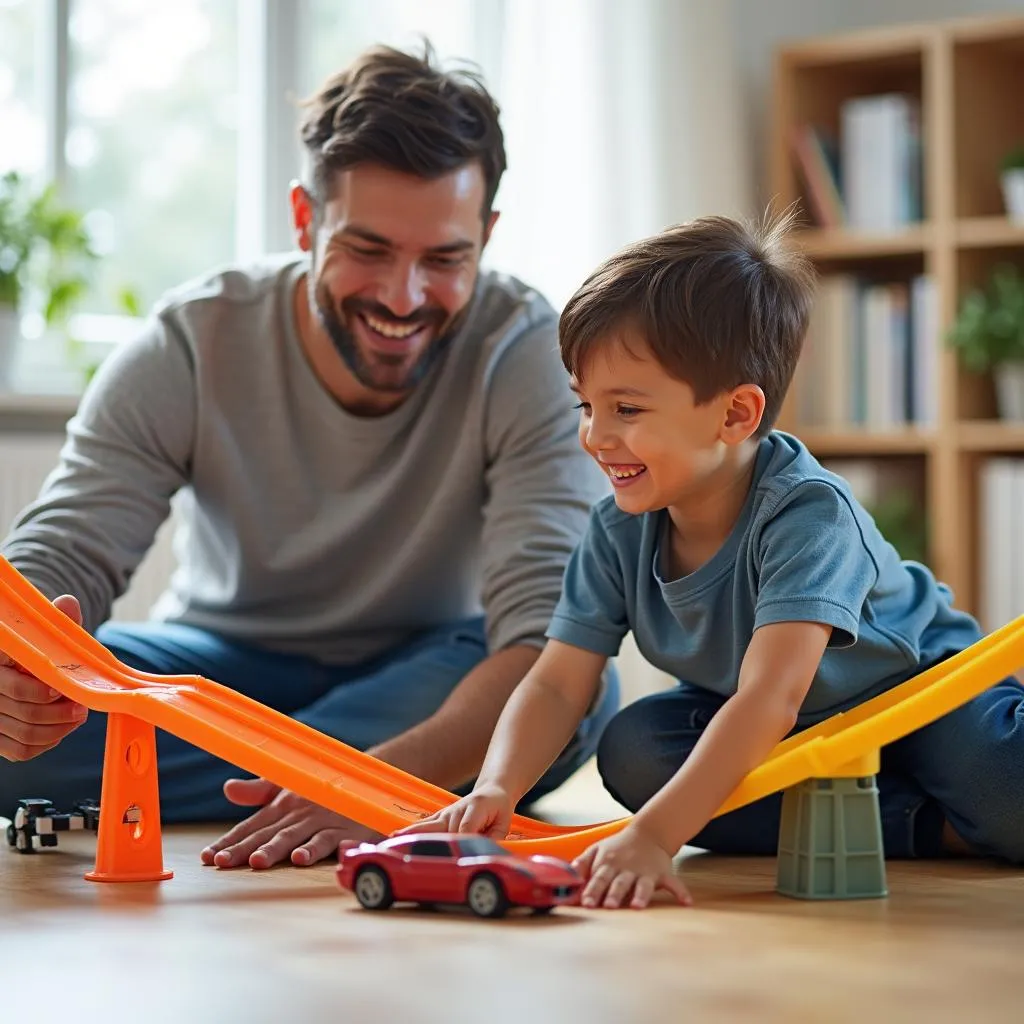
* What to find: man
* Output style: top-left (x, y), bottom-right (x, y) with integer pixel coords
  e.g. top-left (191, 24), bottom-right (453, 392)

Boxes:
top-left (0, 44), bottom-right (615, 868)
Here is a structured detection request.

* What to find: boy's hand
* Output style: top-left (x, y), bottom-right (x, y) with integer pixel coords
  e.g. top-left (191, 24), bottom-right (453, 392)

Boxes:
top-left (392, 783), bottom-right (514, 839)
top-left (572, 823), bottom-right (691, 910)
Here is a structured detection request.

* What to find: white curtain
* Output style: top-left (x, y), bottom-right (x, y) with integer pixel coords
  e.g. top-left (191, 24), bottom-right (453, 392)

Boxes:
top-left (482, 0), bottom-right (751, 309)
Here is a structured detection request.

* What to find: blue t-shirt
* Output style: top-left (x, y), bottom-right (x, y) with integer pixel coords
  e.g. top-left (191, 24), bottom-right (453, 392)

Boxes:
top-left (547, 431), bottom-right (982, 722)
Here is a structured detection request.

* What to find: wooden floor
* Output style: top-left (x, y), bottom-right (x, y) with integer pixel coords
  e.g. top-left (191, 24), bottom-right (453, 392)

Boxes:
top-left (2, 765), bottom-right (1022, 1024)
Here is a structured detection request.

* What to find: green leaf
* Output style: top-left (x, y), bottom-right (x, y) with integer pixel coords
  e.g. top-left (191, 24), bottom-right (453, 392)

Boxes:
top-left (947, 263), bottom-right (1024, 371)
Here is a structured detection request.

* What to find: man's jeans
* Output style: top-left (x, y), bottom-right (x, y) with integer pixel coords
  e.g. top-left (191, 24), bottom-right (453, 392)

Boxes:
top-left (596, 677), bottom-right (1024, 862)
top-left (1, 617), bottom-right (619, 822)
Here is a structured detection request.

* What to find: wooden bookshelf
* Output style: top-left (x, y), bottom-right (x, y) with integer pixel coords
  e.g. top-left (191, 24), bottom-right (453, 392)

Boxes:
top-left (771, 14), bottom-right (1024, 620)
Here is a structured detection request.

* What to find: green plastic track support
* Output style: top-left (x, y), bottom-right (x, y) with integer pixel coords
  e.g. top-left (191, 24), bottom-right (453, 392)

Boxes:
top-left (776, 775), bottom-right (888, 900)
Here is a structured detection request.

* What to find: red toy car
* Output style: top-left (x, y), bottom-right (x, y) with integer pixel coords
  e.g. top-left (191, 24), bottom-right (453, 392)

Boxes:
top-left (336, 833), bottom-right (583, 918)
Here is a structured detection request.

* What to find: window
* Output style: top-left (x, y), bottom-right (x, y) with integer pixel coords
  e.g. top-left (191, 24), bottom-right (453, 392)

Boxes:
top-left (305, 0), bottom-right (485, 95)
top-left (0, 0), bottom-right (46, 175)
top-left (456, 837), bottom-right (506, 858)
top-left (2, 0), bottom-right (512, 369)
top-left (67, 0), bottom-right (239, 315)
top-left (407, 840), bottom-right (453, 858)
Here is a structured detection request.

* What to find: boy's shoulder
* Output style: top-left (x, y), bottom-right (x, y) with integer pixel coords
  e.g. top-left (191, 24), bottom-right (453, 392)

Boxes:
top-left (591, 493), bottom-right (648, 537)
top-left (753, 431), bottom-right (862, 517)
top-left (581, 494), bottom-right (656, 569)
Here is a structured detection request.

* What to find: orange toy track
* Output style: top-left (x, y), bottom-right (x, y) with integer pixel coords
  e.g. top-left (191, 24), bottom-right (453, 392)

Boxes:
top-left (1, 554), bottom-right (1022, 882)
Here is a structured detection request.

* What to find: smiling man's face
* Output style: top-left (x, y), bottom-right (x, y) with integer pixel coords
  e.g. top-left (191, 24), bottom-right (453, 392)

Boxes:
top-left (292, 163), bottom-right (497, 397)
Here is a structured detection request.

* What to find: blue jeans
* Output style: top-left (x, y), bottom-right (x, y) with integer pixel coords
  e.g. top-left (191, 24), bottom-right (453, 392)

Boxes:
top-left (596, 678), bottom-right (1024, 863)
top-left (0, 617), bottom-right (619, 823)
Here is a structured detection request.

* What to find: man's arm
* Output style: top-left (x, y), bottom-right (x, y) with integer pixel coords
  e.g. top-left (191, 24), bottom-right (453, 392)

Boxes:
top-left (1, 314), bottom-right (195, 630)
top-left (365, 642), bottom-right (541, 788)
top-left (365, 318), bottom-right (609, 785)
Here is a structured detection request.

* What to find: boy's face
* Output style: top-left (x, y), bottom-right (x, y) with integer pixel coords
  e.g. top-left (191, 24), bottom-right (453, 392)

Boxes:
top-left (569, 334), bottom-right (762, 515)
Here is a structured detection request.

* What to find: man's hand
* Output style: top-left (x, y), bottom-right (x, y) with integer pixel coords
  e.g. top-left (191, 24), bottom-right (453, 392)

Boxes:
top-left (392, 783), bottom-right (514, 839)
top-left (0, 594), bottom-right (88, 762)
top-left (572, 823), bottom-right (692, 910)
top-left (200, 777), bottom-right (380, 869)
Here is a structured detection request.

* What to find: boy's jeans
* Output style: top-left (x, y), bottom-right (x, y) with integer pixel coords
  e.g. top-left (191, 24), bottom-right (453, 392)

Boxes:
top-left (0, 617), bottom-right (619, 822)
top-left (597, 677), bottom-right (1024, 862)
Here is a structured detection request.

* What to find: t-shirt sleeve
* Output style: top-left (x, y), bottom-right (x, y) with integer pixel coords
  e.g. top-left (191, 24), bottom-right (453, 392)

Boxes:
top-left (0, 312), bottom-right (195, 632)
top-left (754, 481), bottom-right (878, 648)
top-left (545, 505), bottom-right (629, 656)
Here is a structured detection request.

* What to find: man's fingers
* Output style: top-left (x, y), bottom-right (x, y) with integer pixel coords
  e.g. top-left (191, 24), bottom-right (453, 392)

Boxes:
top-left (206, 820), bottom-right (282, 868)
top-left (0, 695), bottom-right (87, 727)
top-left (222, 776), bottom-right (281, 807)
top-left (291, 829), bottom-right (345, 867)
top-left (0, 666), bottom-right (64, 704)
top-left (0, 712), bottom-right (86, 762)
top-left (200, 805), bottom-right (281, 865)
top-left (53, 594), bottom-right (83, 626)
top-left (0, 733), bottom-right (67, 762)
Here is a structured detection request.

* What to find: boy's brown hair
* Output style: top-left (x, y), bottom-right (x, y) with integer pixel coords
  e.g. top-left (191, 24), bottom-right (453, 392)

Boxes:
top-left (559, 211), bottom-right (816, 437)
top-left (298, 41), bottom-right (506, 218)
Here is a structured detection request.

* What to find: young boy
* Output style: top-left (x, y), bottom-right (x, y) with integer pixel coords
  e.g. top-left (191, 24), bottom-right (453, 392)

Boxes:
top-left (400, 212), bottom-right (1024, 909)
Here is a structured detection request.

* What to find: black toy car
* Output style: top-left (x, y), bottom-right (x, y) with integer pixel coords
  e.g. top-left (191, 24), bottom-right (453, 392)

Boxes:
top-left (5, 797), bottom-right (100, 854)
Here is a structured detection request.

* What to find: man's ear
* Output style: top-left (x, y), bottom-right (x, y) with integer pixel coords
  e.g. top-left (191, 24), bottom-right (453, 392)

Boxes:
top-left (290, 182), bottom-right (315, 252)
top-left (481, 209), bottom-right (500, 249)
top-left (722, 384), bottom-right (766, 443)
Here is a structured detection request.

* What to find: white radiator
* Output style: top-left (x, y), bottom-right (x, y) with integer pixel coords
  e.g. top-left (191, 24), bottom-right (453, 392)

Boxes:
top-left (0, 435), bottom-right (177, 622)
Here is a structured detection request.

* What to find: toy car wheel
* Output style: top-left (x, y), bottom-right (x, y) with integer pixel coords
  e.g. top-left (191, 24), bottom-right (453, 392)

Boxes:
top-left (467, 872), bottom-right (509, 919)
top-left (354, 865), bottom-right (394, 911)
top-left (5, 823), bottom-right (15, 848)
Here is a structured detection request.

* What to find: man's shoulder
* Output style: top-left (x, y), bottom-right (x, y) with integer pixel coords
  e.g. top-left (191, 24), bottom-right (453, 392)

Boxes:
top-left (469, 269), bottom-right (559, 367)
top-left (474, 268), bottom-right (557, 332)
top-left (154, 253), bottom-right (305, 323)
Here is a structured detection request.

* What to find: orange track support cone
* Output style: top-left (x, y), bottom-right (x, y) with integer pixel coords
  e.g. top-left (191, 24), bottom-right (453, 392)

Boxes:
top-left (84, 713), bottom-right (173, 883)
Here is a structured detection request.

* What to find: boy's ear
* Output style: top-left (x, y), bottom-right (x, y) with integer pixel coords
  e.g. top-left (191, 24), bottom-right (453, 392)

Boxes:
top-left (722, 384), bottom-right (766, 443)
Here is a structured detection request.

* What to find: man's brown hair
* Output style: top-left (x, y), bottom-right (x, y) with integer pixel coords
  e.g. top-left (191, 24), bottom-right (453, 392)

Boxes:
top-left (298, 41), bottom-right (506, 217)
top-left (559, 211), bottom-right (816, 436)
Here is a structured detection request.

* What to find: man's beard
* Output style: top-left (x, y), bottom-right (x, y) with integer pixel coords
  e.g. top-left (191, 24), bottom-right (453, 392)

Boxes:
top-left (309, 274), bottom-right (463, 393)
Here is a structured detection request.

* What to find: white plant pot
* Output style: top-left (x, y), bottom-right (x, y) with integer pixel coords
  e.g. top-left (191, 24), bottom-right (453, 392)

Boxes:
top-left (0, 304), bottom-right (20, 391)
top-left (994, 361), bottom-right (1024, 421)
top-left (1002, 169), bottom-right (1024, 224)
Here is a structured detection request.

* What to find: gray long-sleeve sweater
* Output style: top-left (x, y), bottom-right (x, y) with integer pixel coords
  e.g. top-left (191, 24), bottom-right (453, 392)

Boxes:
top-left (1, 254), bottom-right (609, 664)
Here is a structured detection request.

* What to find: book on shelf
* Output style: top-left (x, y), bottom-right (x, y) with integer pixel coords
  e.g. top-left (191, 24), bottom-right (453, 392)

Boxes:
top-left (791, 93), bottom-right (922, 230)
top-left (979, 458), bottom-right (1024, 633)
top-left (794, 273), bottom-right (937, 430)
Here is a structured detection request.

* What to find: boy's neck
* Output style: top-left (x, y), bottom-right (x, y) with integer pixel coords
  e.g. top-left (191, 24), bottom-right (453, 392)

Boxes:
top-left (665, 439), bottom-right (761, 577)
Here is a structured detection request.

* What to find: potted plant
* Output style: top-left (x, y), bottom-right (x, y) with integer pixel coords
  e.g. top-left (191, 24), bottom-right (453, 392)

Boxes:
top-left (1002, 144), bottom-right (1024, 223)
top-left (0, 170), bottom-right (96, 389)
top-left (947, 263), bottom-right (1024, 421)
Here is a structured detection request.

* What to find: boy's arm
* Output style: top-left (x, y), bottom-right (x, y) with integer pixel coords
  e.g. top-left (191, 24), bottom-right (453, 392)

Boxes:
top-left (475, 639), bottom-right (608, 799)
top-left (632, 619), bottom-right (831, 856)
top-left (395, 638), bottom-right (607, 837)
